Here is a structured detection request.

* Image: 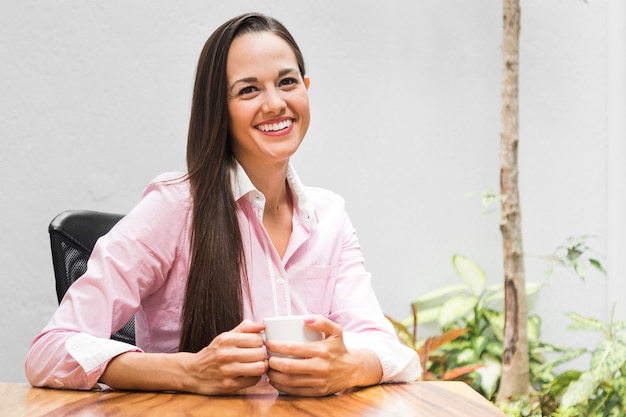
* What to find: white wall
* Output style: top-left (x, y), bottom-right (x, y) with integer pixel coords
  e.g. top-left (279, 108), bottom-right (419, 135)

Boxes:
top-left (0, 0), bottom-right (618, 382)
top-left (607, 0), bottom-right (626, 320)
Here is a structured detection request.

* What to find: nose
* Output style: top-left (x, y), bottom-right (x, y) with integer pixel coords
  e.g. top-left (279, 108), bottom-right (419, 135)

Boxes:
top-left (262, 87), bottom-right (286, 114)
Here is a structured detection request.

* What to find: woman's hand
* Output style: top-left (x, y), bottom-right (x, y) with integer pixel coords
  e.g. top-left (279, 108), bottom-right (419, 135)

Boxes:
top-left (265, 316), bottom-right (382, 396)
top-left (179, 320), bottom-right (268, 394)
top-left (101, 320), bottom-right (267, 395)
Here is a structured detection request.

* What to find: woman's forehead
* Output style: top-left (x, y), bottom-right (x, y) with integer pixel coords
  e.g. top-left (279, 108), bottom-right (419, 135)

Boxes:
top-left (226, 32), bottom-right (298, 79)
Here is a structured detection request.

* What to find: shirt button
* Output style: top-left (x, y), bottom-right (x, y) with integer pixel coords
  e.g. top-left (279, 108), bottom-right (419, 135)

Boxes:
top-left (276, 278), bottom-right (285, 284)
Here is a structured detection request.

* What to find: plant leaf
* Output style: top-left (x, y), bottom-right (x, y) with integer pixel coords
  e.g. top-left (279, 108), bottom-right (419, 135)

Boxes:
top-left (533, 348), bottom-right (587, 376)
top-left (455, 347), bottom-right (479, 365)
top-left (527, 315), bottom-right (541, 345)
top-left (452, 254), bottom-right (486, 297)
top-left (588, 258), bottom-right (606, 275)
top-left (483, 281), bottom-right (542, 304)
top-left (474, 356), bottom-right (501, 399)
top-left (560, 371), bottom-right (596, 408)
top-left (416, 307), bottom-right (442, 324)
top-left (589, 340), bottom-right (626, 380)
top-left (438, 294), bottom-right (478, 327)
top-left (484, 340), bottom-right (503, 359)
top-left (612, 319), bottom-right (626, 333)
top-left (547, 370), bottom-right (582, 400)
top-left (442, 364), bottom-right (484, 381)
top-left (401, 305), bottom-right (441, 327)
top-left (472, 335), bottom-right (489, 356)
top-left (410, 283), bottom-right (469, 307)
top-left (417, 337), bottom-right (432, 373)
top-left (384, 315), bottom-right (414, 348)
top-left (611, 376), bottom-right (626, 404)
top-left (566, 312), bottom-right (610, 333)
top-left (423, 328), bottom-right (470, 353)
top-left (483, 309), bottom-right (505, 341)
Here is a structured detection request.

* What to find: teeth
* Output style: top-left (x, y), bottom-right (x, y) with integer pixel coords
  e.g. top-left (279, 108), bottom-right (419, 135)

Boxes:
top-left (257, 119), bottom-right (292, 132)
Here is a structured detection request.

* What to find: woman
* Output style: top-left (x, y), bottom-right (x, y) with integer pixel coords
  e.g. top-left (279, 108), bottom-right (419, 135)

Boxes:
top-left (25, 13), bottom-right (421, 396)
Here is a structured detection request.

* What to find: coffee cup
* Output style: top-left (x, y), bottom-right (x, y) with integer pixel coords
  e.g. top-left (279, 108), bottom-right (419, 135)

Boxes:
top-left (263, 315), bottom-right (324, 358)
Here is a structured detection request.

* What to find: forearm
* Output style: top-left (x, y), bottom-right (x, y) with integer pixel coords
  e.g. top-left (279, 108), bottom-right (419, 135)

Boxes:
top-left (100, 324), bottom-right (268, 395)
top-left (100, 351), bottom-right (193, 392)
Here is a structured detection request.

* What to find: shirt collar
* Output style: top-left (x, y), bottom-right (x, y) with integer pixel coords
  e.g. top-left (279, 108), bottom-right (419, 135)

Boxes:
top-left (231, 161), bottom-right (315, 230)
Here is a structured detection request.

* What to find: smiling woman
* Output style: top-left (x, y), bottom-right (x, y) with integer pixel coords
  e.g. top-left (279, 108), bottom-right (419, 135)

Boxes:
top-left (226, 31), bottom-right (311, 175)
top-left (24, 12), bottom-right (421, 397)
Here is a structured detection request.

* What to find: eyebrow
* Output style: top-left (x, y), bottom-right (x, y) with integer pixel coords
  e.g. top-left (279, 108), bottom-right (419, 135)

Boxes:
top-left (229, 68), bottom-right (299, 91)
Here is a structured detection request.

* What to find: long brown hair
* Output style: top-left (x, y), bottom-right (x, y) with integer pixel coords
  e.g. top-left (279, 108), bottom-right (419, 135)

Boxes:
top-left (179, 13), bottom-right (307, 352)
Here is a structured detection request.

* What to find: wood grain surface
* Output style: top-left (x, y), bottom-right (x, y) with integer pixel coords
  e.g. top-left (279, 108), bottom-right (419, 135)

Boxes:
top-left (0, 381), bottom-right (505, 416)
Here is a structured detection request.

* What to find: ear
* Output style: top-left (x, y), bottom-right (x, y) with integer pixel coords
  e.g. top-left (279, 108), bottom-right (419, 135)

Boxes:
top-left (304, 76), bottom-right (311, 90)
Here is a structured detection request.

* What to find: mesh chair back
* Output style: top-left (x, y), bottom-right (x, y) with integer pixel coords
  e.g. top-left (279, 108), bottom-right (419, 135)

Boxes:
top-left (49, 210), bottom-right (135, 345)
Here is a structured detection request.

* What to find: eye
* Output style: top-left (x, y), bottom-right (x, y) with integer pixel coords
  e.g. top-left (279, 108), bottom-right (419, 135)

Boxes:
top-left (279, 77), bottom-right (299, 88)
top-left (238, 85), bottom-right (258, 96)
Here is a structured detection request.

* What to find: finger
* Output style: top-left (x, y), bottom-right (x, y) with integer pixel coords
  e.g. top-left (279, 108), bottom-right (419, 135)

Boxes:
top-left (268, 375), bottom-right (330, 397)
top-left (212, 331), bottom-right (265, 349)
top-left (231, 320), bottom-right (265, 334)
top-left (212, 345), bottom-right (268, 364)
top-left (303, 315), bottom-right (342, 338)
top-left (268, 355), bottom-right (326, 376)
top-left (232, 333), bottom-right (266, 348)
top-left (217, 375), bottom-right (263, 394)
top-left (218, 360), bottom-right (269, 378)
top-left (266, 341), bottom-right (323, 360)
top-left (266, 368), bottom-right (313, 387)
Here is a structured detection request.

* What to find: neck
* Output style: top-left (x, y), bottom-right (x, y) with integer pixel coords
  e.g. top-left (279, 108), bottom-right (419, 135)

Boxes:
top-left (238, 159), bottom-right (290, 211)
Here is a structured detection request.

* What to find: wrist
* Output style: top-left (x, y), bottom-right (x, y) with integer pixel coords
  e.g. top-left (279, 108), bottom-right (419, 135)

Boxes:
top-left (350, 349), bottom-right (383, 388)
top-left (175, 351), bottom-right (203, 392)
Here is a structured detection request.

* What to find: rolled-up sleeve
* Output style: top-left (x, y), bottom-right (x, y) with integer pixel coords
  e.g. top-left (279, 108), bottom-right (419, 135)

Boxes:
top-left (25, 173), bottom-right (190, 389)
top-left (329, 210), bottom-right (422, 383)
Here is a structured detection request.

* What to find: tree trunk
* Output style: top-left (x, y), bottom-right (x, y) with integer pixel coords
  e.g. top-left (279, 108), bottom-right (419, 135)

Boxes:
top-left (496, 0), bottom-right (533, 402)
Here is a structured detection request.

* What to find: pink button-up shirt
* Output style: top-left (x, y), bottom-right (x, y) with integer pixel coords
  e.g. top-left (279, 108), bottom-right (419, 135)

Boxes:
top-left (25, 163), bottom-right (421, 390)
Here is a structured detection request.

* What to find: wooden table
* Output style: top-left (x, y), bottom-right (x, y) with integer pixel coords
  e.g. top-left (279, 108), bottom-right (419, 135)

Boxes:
top-left (0, 381), bottom-right (505, 416)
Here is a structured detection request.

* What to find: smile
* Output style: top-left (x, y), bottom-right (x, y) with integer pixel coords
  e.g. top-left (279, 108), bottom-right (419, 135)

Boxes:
top-left (256, 119), bottom-right (293, 132)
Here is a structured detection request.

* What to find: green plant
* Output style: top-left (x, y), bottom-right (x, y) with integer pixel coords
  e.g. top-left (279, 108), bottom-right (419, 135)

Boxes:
top-left (389, 255), bottom-right (550, 399)
top-left (386, 304), bottom-right (483, 382)
top-left (388, 254), bottom-right (580, 404)
top-left (387, 240), bottom-right (618, 416)
top-left (548, 311), bottom-right (626, 416)
top-left (543, 235), bottom-right (606, 281)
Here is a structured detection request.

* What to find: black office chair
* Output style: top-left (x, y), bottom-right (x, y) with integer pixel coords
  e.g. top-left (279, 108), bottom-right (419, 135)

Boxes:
top-left (49, 210), bottom-right (135, 345)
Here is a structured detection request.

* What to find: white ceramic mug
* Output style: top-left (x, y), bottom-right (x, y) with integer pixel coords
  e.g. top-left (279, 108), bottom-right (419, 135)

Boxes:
top-left (263, 315), bottom-right (324, 358)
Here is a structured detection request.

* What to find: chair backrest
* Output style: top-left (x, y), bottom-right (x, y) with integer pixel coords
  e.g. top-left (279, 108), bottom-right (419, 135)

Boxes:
top-left (49, 210), bottom-right (135, 345)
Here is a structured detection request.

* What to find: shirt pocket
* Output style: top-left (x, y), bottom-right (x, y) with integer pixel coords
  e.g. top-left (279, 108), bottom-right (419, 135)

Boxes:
top-left (305, 265), bottom-right (337, 316)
